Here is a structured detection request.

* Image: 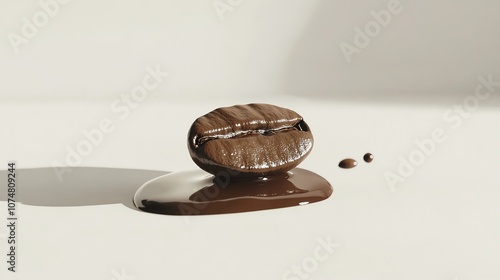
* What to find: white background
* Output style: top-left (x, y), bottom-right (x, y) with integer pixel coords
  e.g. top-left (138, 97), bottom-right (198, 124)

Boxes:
top-left (1, 1), bottom-right (500, 280)
top-left (1, 0), bottom-right (500, 102)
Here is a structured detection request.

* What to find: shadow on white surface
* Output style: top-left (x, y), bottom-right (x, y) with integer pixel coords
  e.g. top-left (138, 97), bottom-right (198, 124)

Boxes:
top-left (0, 167), bottom-right (168, 210)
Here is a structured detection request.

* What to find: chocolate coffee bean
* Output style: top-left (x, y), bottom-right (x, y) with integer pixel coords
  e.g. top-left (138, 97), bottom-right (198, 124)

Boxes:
top-left (187, 104), bottom-right (313, 178)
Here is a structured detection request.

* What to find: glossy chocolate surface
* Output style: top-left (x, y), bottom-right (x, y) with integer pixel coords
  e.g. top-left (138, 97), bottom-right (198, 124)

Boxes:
top-left (338, 158), bottom-right (358, 169)
top-left (134, 168), bottom-right (332, 215)
top-left (363, 153), bottom-right (373, 162)
top-left (363, 153), bottom-right (374, 163)
top-left (188, 104), bottom-right (313, 178)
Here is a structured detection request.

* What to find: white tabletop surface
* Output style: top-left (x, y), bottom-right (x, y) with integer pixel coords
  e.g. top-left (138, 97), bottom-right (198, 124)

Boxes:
top-left (1, 95), bottom-right (500, 280)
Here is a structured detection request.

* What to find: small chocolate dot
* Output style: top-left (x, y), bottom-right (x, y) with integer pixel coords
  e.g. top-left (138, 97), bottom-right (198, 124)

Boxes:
top-left (339, 158), bottom-right (357, 169)
top-left (363, 153), bottom-right (373, 163)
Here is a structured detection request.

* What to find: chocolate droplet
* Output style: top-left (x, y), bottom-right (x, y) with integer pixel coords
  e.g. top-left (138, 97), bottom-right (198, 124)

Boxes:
top-left (363, 153), bottom-right (374, 163)
top-left (338, 158), bottom-right (357, 169)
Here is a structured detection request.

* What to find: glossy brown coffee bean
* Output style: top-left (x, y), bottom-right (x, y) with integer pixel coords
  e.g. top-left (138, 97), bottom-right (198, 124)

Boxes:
top-left (188, 104), bottom-right (313, 178)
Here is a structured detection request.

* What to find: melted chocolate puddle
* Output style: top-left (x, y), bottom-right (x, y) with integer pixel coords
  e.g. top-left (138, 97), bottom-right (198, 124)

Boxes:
top-left (134, 168), bottom-right (332, 215)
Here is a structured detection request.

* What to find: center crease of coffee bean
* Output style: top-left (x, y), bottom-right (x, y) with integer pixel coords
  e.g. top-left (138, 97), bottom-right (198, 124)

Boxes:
top-left (194, 121), bottom-right (307, 147)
